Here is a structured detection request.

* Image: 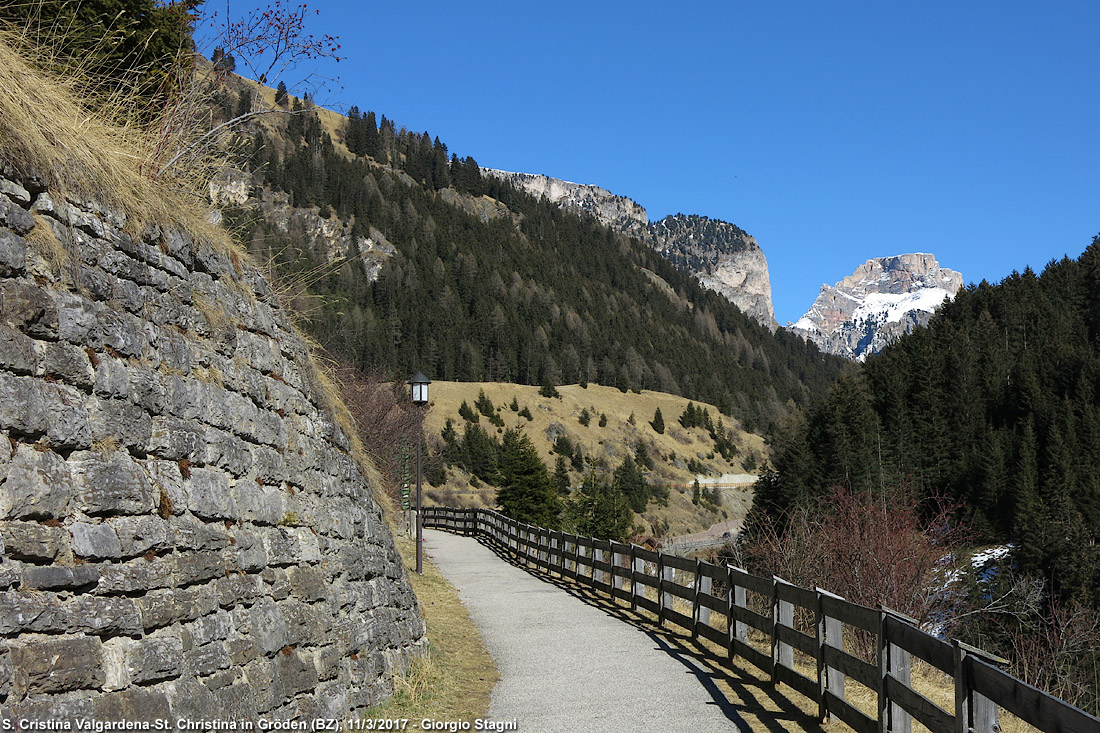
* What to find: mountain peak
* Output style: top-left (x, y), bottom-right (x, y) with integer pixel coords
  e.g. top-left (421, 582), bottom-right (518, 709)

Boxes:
top-left (790, 253), bottom-right (963, 360)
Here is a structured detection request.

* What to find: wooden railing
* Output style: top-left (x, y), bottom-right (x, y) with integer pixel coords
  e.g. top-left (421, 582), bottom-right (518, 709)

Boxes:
top-left (422, 507), bottom-right (1100, 733)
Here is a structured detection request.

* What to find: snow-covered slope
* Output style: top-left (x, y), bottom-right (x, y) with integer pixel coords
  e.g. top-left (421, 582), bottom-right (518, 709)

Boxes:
top-left (790, 253), bottom-right (963, 360)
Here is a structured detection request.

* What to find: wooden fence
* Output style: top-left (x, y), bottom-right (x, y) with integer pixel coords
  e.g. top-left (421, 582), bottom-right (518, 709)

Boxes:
top-left (422, 507), bottom-right (1100, 733)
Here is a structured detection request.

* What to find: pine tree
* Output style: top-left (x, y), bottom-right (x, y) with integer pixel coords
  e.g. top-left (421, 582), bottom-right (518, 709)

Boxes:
top-left (553, 455), bottom-right (570, 495)
top-left (497, 430), bottom-right (561, 528)
top-left (564, 473), bottom-right (633, 541)
top-left (275, 80), bottom-right (289, 107)
top-left (651, 408), bottom-right (665, 434)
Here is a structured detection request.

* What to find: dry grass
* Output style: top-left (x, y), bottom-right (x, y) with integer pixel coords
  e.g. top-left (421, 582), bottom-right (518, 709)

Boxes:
top-left (366, 536), bottom-right (497, 722)
top-left (0, 33), bottom-right (229, 247)
top-left (423, 381), bottom-right (766, 537)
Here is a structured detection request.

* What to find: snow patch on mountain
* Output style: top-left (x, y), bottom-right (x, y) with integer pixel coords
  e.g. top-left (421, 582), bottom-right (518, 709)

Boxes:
top-left (790, 253), bottom-right (963, 360)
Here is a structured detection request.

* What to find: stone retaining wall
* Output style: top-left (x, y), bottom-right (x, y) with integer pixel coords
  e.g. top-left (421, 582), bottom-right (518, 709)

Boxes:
top-left (0, 168), bottom-right (425, 721)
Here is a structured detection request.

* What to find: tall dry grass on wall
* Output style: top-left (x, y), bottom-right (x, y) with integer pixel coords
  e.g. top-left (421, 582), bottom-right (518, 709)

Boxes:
top-left (0, 24), bottom-right (230, 244)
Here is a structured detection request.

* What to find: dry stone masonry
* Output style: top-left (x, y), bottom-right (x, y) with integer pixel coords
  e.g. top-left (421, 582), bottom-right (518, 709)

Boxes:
top-left (0, 167), bottom-right (425, 722)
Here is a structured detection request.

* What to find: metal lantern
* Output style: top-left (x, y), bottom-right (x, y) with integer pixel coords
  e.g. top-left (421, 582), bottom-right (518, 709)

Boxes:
top-left (409, 371), bottom-right (430, 574)
top-left (409, 371), bottom-right (430, 405)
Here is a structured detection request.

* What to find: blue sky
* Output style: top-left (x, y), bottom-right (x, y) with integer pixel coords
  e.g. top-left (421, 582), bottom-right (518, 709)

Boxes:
top-left (223, 1), bottom-right (1100, 324)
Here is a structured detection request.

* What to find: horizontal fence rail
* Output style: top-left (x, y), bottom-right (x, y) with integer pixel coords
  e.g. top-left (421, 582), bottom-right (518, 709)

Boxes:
top-left (422, 507), bottom-right (1100, 733)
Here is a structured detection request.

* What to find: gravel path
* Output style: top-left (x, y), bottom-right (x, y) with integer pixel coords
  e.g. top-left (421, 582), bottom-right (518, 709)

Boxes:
top-left (423, 529), bottom-right (744, 733)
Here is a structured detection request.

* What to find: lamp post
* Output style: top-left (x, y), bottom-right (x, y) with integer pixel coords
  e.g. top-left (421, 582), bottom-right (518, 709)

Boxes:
top-left (409, 372), bottom-right (430, 575)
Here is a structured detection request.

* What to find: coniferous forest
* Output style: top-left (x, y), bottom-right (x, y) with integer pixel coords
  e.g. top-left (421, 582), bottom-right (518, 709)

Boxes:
top-left (222, 95), bottom-right (848, 434)
top-left (756, 245), bottom-right (1100, 603)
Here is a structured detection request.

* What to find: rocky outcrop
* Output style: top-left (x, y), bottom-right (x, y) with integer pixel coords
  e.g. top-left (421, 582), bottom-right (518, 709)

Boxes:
top-left (482, 170), bottom-right (778, 329)
top-left (790, 253), bottom-right (963, 360)
top-left (482, 169), bottom-right (651, 240)
top-left (0, 170), bottom-right (424, 721)
top-left (651, 214), bottom-right (776, 329)
top-left (210, 169), bottom-right (396, 281)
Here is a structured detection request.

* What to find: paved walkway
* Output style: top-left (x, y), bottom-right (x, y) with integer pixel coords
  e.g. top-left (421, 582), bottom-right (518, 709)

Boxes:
top-left (423, 529), bottom-right (744, 733)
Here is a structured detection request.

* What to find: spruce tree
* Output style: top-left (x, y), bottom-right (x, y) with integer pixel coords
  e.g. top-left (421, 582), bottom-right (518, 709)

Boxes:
top-left (497, 430), bottom-right (561, 528)
top-left (651, 408), bottom-right (665, 434)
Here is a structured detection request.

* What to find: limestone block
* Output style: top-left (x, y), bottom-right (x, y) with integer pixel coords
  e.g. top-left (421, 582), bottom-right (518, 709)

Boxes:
top-left (203, 428), bottom-right (253, 477)
top-left (4, 694), bottom-right (94, 725)
top-left (160, 227), bottom-right (195, 267)
top-left (96, 559), bottom-right (173, 594)
top-left (0, 229), bottom-right (27, 276)
top-left (281, 599), bottom-right (326, 646)
top-left (0, 177), bottom-right (31, 206)
top-left (9, 636), bottom-right (104, 695)
top-left (148, 415), bottom-right (204, 462)
top-left (64, 594), bottom-right (142, 636)
top-left (262, 567), bottom-right (291, 600)
top-left (0, 444), bottom-right (73, 519)
top-left (92, 358), bottom-right (131, 403)
top-left (101, 636), bottom-right (133, 691)
top-left (99, 310), bottom-right (147, 359)
top-left (73, 450), bottom-right (155, 515)
top-left (0, 591), bottom-right (64, 633)
top-left (231, 530), bottom-right (267, 573)
top-left (262, 527), bottom-right (298, 566)
top-left (127, 634), bottom-right (184, 683)
top-left (127, 364), bottom-right (165, 412)
top-left (20, 564), bottom-right (99, 590)
top-left (170, 515), bottom-right (230, 552)
top-left (186, 467), bottom-right (237, 520)
top-left (42, 382), bottom-right (91, 451)
top-left (225, 637), bottom-right (259, 667)
top-left (216, 572), bottom-right (263, 608)
top-left (287, 565), bottom-right (327, 602)
top-left (92, 685), bottom-right (172, 722)
top-left (248, 597), bottom-right (288, 654)
top-left (164, 375), bottom-right (206, 420)
top-left (110, 515), bottom-right (170, 557)
top-left (0, 279), bottom-right (57, 338)
top-left (230, 480), bottom-right (282, 525)
top-left (137, 585), bottom-right (217, 631)
top-left (0, 196), bottom-right (34, 234)
top-left (272, 649), bottom-right (319, 701)
top-left (187, 609), bottom-right (233, 646)
top-left (38, 340), bottom-right (94, 388)
top-left (188, 641), bottom-right (231, 677)
top-left (70, 522), bottom-right (122, 559)
top-left (0, 372), bottom-right (47, 437)
top-left (0, 521), bottom-right (68, 561)
top-left (56, 291), bottom-right (102, 347)
top-left (0, 323), bottom-right (36, 374)
top-left (174, 550), bottom-right (225, 587)
top-left (145, 460), bottom-right (184, 517)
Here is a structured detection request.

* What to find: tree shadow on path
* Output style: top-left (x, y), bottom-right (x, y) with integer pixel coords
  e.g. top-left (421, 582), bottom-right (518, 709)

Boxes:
top-left (477, 538), bottom-right (828, 733)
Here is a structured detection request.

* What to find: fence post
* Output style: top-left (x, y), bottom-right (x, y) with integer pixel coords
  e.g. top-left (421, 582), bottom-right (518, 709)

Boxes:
top-left (953, 640), bottom-right (1002, 733)
top-left (657, 553), bottom-right (669, 626)
top-left (594, 546), bottom-right (605, 587)
top-left (816, 587), bottom-right (846, 723)
top-left (612, 545), bottom-right (624, 594)
top-left (693, 559), bottom-right (711, 639)
top-left (878, 610), bottom-right (912, 733)
top-left (772, 576), bottom-right (793, 686)
top-left (728, 565), bottom-right (748, 663)
top-left (549, 531), bottom-right (559, 576)
top-left (631, 545), bottom-right (642, 611)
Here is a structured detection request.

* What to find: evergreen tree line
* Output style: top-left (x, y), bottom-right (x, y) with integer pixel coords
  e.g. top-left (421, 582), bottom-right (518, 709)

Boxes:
top-left (230, 100), bottom-right (848, 434)
top-left (436, 413), bottom-right (659, 541)
top-left (753, 240), bottom-right (1100, 606)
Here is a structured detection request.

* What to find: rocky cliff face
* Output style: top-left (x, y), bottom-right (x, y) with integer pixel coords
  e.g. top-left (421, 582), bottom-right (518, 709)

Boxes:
top-left (790, 253), bottom-right (963, 360)
top-left (482, 169), bottom-right (777, 329)
top-left (210, 169), bottom-right (396, 281)
top-left (651, 214), bottom-right (777, 329)
top-left (0, 170), bottom-right (424, 721)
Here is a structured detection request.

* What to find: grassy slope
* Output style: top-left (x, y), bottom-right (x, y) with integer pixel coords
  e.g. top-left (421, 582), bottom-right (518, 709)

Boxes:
top-left (422, 381), bottom-right (766, 538)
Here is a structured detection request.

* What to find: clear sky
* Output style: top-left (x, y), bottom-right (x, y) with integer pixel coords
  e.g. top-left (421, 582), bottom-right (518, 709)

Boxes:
top-left (226, 1), bottom-right (1100, 325)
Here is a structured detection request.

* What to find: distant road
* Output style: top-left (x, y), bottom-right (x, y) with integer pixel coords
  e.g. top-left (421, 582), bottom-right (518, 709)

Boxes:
top-left (423, 529), bottom-right (743, 733)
